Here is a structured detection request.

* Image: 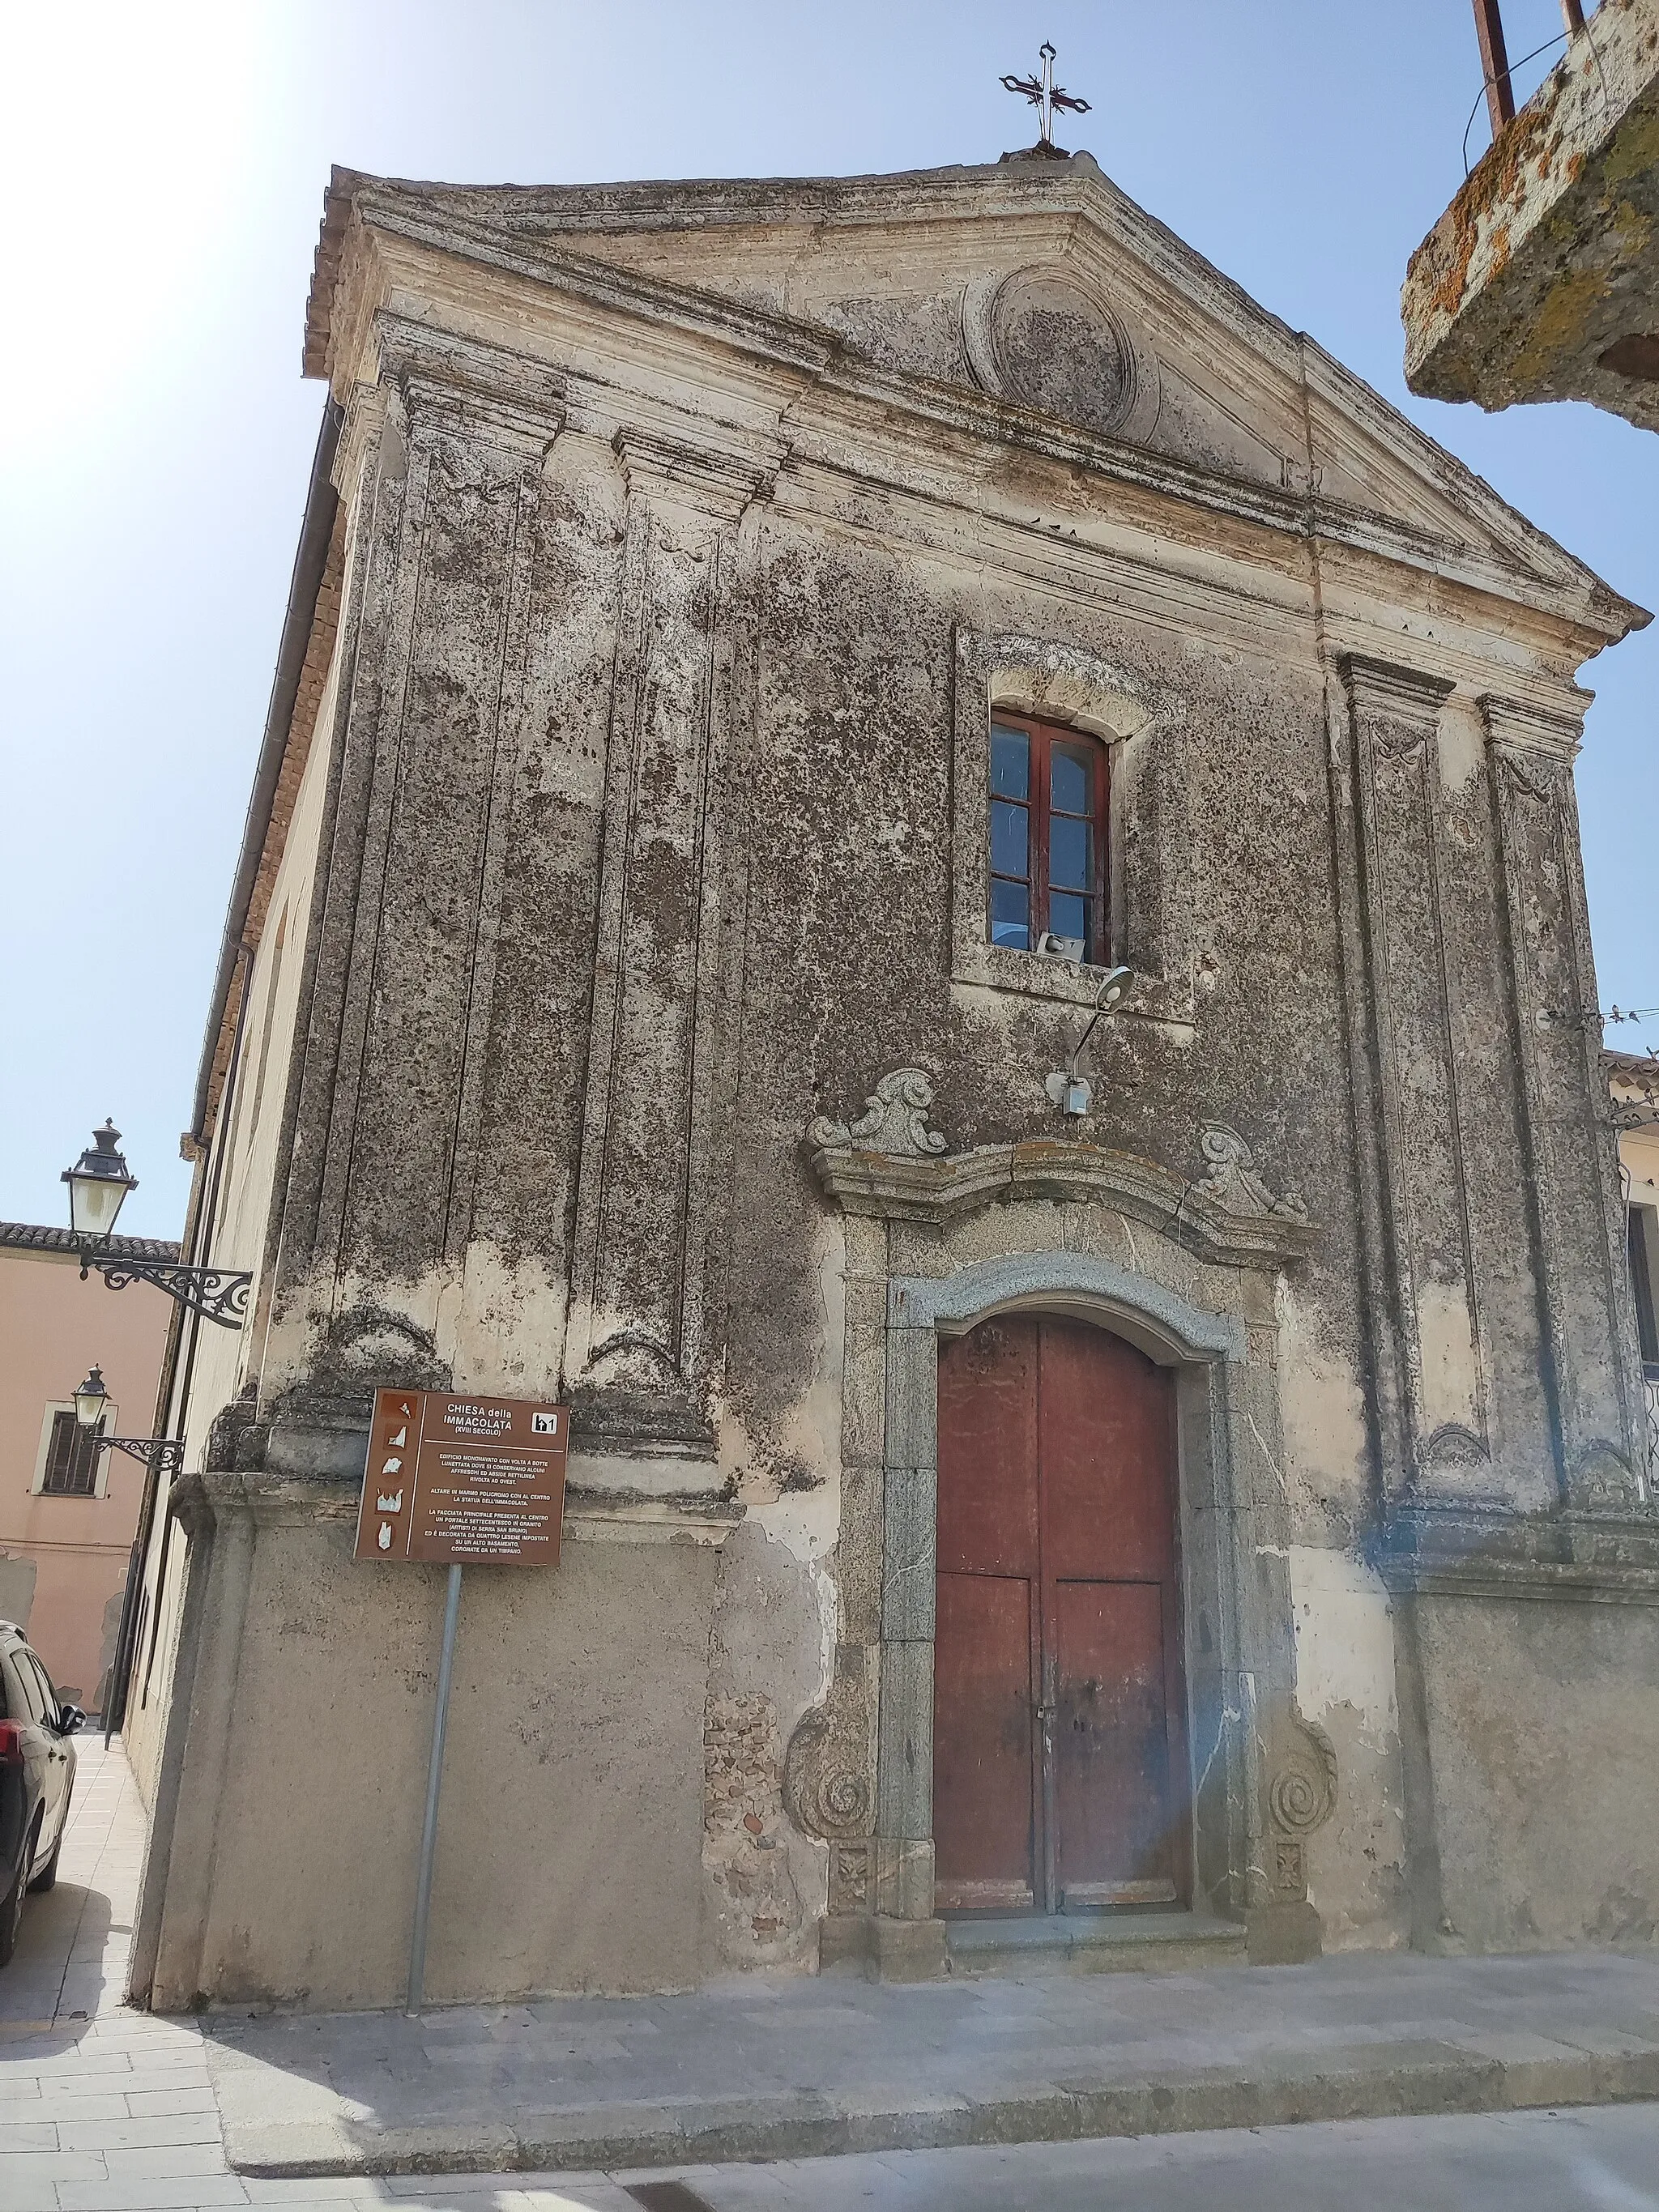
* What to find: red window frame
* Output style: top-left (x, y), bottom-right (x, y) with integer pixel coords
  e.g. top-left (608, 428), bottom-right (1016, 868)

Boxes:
top-left (987, 713), bottom-right (1111, 965)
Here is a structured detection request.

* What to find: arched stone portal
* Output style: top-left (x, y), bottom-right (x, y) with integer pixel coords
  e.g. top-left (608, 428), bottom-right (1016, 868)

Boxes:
top-left (787, 1076), bottom-right (1336, 1977)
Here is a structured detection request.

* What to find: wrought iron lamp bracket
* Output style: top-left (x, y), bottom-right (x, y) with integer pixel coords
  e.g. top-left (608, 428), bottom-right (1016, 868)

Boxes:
top-left (78, 1243), bottom-right (251, 1329)
top-left (92, 1435), bottom-right (187, 1472)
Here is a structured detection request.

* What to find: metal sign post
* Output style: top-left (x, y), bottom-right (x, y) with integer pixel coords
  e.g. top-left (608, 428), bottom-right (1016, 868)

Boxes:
top-left (354, 1387), bottom-right (568, 2018)
top-left (407, 1562), bottom-right (463, 2016)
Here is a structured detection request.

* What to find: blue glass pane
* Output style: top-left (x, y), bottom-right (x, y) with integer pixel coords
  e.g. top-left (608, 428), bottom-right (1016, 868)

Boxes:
top-left (1051, 744), bottom-right (1092, 816)
top-left (991, 800), bottom-right (1028, 878)
top-left (991, 877), bottom-right (1030, 948)
top-left (1049, 892), bottom-right (1088, 945)
top-left (1050, 815), bottom-right (1090, 891)
top-left (991, 727), bottom-right (1030, 799)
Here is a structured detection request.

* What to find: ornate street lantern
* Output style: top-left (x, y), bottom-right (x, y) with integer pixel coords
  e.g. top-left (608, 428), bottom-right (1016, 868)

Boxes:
top-left (62, 1122), bottom-right (138, 1244)
top-left (72, 1365), bottom-right (110, 1431)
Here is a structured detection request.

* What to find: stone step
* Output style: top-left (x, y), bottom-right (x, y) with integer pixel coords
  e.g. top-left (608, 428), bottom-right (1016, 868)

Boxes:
top-left (209, 1948), bottom-right (1659, 2177)
top-left (947, 1909), bottom-right (1247, 1975)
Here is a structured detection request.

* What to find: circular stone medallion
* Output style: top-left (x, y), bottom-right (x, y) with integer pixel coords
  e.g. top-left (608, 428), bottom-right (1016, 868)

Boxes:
top-left (987, 269), bottom-right (1137, 439)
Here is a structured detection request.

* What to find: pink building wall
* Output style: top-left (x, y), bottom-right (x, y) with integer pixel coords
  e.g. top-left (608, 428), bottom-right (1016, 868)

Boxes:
top-left (0, 1229), bottom-right (174, 1710)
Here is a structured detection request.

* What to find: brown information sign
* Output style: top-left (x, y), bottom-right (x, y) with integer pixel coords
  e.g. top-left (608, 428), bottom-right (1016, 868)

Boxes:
top-left (353, 1388), bottom-right (568, 1566)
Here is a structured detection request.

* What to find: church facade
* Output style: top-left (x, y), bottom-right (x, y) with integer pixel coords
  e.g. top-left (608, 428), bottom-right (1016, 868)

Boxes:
top-left (122, 149), bottom-right (1659, 2012)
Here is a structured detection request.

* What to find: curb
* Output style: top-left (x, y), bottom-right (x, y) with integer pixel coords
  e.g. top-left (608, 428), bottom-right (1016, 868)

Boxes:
top-left (223, 2042), bottom-right (1659, 2175)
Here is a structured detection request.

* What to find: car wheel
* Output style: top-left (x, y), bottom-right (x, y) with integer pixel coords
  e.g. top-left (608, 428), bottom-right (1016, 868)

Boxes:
top-left (27, 1830), bottom-right (62, 1894)
top-left (0, 1827), bottom-right (31, 1967)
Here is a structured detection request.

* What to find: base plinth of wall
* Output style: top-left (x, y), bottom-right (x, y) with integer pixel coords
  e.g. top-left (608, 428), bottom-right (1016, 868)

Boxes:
top-left (819, 1912), bottom-right (949, 1980)
top-left (1246, 1899), bottom-right (1324, 1965)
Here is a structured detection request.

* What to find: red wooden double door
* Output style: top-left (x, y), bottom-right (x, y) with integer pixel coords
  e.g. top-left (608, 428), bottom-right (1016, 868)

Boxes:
top-left (933, 1315), bottom-right (1188, 1914)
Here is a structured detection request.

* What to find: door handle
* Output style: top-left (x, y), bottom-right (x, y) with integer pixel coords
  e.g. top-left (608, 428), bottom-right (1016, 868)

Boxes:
top-left (1036, 1655), bottom-right (1057, 1719)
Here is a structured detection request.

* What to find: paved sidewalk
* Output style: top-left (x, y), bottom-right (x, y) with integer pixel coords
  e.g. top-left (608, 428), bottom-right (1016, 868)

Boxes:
top-left (1, 1729), bottom-right (143, 2033)
top-left (9, 1739), bottom-right (1659, 2212)
top-left (0, 1743), bottom-right (636, 2210)
top-left (0, 1737), bottom-right (232, 2212)
top-left (206, 1946), bottom-right (1659, 2176)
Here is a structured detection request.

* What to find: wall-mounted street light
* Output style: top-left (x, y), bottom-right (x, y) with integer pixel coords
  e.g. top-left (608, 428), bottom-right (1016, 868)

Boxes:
top-left (62, 1121), bottom-right (250, 1329)
top-left (70, 1366), bottom-right (186, 1472)
top-left (1045, 965), bottom-right (1134, 1119)
top-left (72, 1365), bottom-right (111, 1430)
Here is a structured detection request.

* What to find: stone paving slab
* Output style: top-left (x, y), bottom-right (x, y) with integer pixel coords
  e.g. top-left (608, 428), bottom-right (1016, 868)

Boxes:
top-left (0, 1741), bottom-right (239, 2212)
top-left (13, 1741), bottom-right (1659, 2202)
top-left (199, 1948), bottom-right (1659, 2176)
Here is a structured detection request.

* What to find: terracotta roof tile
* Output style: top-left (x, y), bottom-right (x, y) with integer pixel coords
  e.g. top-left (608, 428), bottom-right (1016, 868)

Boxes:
top-left (0, 1221), bottom-right (181, 1263)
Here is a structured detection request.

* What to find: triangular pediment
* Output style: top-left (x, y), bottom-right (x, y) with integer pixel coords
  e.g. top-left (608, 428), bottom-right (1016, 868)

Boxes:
top-left (309, 156), bottom-right (1645, 641)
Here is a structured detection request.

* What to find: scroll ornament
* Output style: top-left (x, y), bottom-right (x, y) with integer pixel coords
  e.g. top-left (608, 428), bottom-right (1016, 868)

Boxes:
top-left (1198, 1123), bottom-right (1308, 1225)
top-left (1265, 1702), bottom-right (1338, 1899)
top-left (808, 1069), bottom-right (947, 1160)
top-left (1262, 1703), bottom-right (1337, 1903)
top-left (783, 1678), bottom-right (876, 1843)
top-left (1269, 1741), bottom-right (1337, 1835)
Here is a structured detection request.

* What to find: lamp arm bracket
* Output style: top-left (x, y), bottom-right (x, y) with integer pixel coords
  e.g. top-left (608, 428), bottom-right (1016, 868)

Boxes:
top-left (93, 1436), bottom-right (187, 1471)
top-left (1065, 965), bottom-right (1135, 1074)
top-left (80, 1247), bottom-right (251, 1329)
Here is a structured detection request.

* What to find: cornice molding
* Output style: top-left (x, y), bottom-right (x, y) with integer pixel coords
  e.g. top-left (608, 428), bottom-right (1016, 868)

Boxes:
top-left (810, 1131), bottom-right (1316, 1268)
top-left (1375, 1502), bottom-right (1659, 1608)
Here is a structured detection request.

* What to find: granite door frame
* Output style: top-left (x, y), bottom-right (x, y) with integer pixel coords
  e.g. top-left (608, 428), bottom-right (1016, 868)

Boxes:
top-left (791, 1108), bottom-right (1332, 1979)
top-left (797, 1234), bottom-right (1311, 1979)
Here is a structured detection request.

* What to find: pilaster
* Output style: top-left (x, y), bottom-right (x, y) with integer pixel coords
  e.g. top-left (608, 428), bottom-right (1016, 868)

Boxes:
top-left (1482, 695), bottom-right (1641, 1507)
top-left (1337, 654), bottom-right (1489, 1501)
top-left (268, 324), bottom-right (565, 1387)
top-left (561, 424), bottom-right (774, 1454)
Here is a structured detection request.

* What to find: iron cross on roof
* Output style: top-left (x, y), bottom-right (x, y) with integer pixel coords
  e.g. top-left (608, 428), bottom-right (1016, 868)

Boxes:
top-left (1000, 40), bottom-right (1091, 151)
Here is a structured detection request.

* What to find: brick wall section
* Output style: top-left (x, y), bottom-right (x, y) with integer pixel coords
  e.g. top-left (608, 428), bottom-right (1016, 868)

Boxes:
top-left (703, 1692), bottom-right (806, 1958)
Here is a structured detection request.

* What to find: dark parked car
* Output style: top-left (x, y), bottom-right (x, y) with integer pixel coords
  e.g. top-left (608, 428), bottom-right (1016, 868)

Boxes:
top-left (0, 1619), bottom-right (81, 1965)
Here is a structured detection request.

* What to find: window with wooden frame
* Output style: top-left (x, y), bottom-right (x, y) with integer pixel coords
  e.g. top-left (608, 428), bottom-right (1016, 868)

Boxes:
top-left (1631, 1204), bottom-right (1659, 1374)
top-left (41, 1409), bottom-right (104, 1498)
top-left (987, 714), bottom-right (1111, 964)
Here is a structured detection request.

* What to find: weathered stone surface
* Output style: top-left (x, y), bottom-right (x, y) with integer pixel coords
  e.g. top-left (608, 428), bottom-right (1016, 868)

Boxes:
top-left (154, 1521), bottom-right (719, 2010)
top-left (1403, 0), bottom-right (1659, 429)
top-left (122, 144), bottom-right (1659, 2012)
top-left (881, 1466), bottom-right (936, 1642)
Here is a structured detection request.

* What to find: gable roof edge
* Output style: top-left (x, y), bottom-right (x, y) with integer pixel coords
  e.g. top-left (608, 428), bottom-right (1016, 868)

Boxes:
top-left (1299, 335), bottom-right (1648, 645)
top-left (304, 162), bottom-right (1650, 649)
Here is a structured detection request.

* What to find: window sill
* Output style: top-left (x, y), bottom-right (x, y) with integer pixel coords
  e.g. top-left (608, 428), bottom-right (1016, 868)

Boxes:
top-left (953, 940), bottom-right (1195, 1029)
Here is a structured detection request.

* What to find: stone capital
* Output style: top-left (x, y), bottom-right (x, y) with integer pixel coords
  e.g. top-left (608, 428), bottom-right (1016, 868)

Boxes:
top-left (1338, 653), bottom-right (1456, 729)
top-left (1478, 693), bottom-right (1584, 765)
top-left (612, 423), bottom-right (777, 521)
top-left (373, 312), bottom-right (567, 453)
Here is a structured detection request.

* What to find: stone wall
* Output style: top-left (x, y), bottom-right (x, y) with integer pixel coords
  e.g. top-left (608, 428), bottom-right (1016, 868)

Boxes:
top-left (1408, 1588), bottom-right (1659, 1950)
top-left (147, 1511), bottom-right (721, 2012)
top-left (126, 152), bottom-right (1657, 2006)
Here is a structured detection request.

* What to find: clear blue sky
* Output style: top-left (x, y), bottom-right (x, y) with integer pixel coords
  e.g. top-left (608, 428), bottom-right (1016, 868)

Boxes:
top-left (2, 0), bottom-right (1653, 1238)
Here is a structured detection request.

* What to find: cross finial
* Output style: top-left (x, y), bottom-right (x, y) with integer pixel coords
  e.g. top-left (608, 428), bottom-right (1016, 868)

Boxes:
top-left (1000, 40), bottom-right (1091, 151)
